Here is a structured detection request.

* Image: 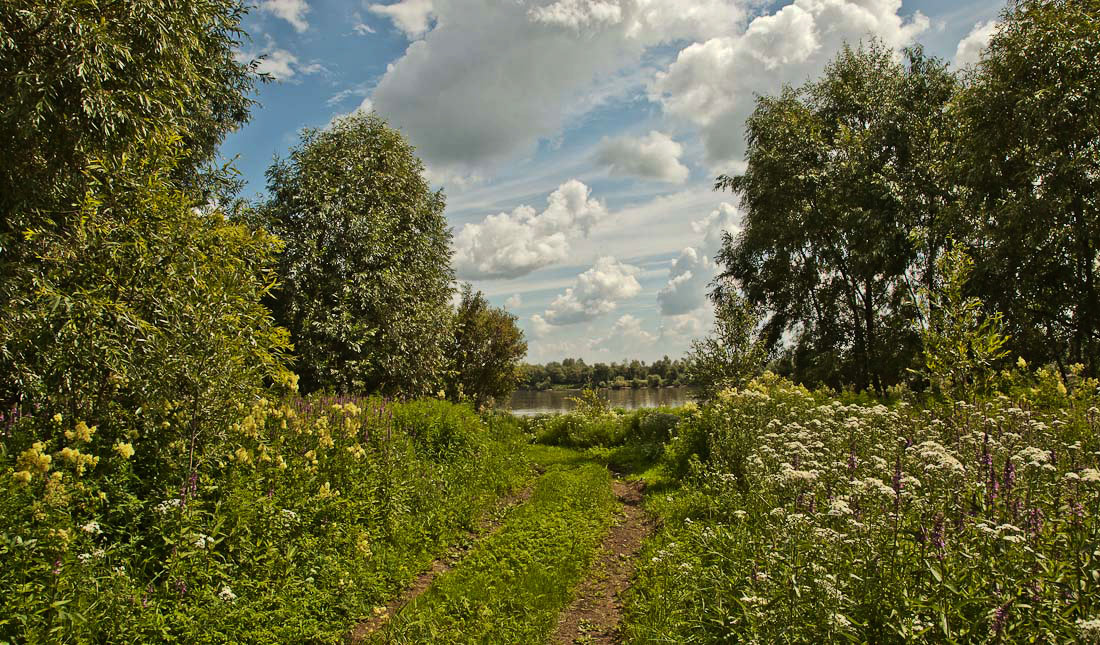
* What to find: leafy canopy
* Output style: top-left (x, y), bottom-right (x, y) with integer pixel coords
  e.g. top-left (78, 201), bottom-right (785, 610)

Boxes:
top-left (259, 112), bottom-right (455, 397)
top-left (447, 283), bottom-right (527, 409)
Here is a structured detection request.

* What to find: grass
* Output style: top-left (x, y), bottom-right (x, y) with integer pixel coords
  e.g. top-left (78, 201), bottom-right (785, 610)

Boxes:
top-left (370, 448), bottom-right (618, 643)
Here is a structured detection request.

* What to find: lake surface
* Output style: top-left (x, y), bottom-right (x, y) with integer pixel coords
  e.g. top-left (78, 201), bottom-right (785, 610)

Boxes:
top-left (505, 387), bottom-right (695, 416)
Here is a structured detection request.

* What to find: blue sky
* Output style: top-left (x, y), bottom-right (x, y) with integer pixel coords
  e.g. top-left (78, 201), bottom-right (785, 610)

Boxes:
top-left (220, 0), bottom-right (1005, 363)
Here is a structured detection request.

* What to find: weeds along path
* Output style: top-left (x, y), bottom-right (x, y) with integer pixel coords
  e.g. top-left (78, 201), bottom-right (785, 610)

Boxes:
top-left (363, 447), bottom-right (619, 643)
top-left (550, 477), bottom-right (654, 644)
top-left (349, 479), bottom-right (538, 642)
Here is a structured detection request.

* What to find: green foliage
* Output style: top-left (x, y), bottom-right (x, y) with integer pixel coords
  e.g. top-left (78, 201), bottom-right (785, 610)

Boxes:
top-left (716, 42), bottom-right (958, 392)
top-left (624, 375), bottom-right (1100, 642)
top-left (955, 0), bottom-right (1100, 375)
top-left (0, 0), bottom-right (256, 243)
top-left (519, 356), bottom-right (689, 390)
top-left (686, 290), bottom-right (769, 400)
top-left (0, 138), bottom-right (291, 485)
top-left (0, 397), bottom-right (529, 643)
top-left (446, 283), bottom-right (527, 409)
top-left (257, 112), bottom-right (454, 397)
top-left (373, 463), bottom-right (616, 643)
top-left (914, 243), bottom-right (1009, 398)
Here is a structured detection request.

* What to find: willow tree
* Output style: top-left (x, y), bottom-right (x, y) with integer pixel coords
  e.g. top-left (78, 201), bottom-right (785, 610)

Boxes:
top-left (258, 113), bottom-right (454, 396)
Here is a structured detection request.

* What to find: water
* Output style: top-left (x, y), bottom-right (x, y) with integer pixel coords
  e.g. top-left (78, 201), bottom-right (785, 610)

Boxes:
top-left (504, 386), bottom-right (695, 416)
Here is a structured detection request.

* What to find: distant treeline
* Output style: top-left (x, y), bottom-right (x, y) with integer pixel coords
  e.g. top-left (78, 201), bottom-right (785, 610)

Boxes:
top-left (518, 357), bottom-right (690, 390)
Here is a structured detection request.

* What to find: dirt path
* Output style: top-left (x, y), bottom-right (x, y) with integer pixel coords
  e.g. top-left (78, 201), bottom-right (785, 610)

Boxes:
top-left (550, 478), bottom-right (654, 644)
top-left (348, 480), bottom-right (537, 643)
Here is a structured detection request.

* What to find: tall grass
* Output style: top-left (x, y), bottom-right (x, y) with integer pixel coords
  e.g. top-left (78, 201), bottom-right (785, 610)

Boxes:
top-left (624, 370), bottom-right (1100, 642)
top-left (1, 397), bottom-right (528, 643)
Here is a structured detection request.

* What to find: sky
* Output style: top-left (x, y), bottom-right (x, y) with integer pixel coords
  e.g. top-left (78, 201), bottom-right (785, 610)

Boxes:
top-left (220, 0), bottom-right (1006, 364)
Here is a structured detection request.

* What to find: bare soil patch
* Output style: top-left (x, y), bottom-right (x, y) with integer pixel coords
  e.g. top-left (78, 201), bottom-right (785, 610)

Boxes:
top-left (550, 478), bottom-right (654, 644)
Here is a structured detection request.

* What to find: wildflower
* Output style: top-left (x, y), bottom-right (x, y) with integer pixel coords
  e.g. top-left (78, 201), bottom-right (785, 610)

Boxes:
top-left (1017, 356), bottom-right (1027, 370)
top-left (12, 470), bottom-right (32, 484)
top-left (81, 520), bottom-right (101, 534)
top-left (1077, 617), bottom-right (1100, 641)
top-left (990, 600), bottom-right (1012, 636)
top-left (1080, 468), bottom-right (1100, 484)
top-left (218, 585), bottom-right (237, 602)
top-left (234, 447), bottom-right (252, 464)
top-left (65, 421), bottom-right (96, 443)
top-left (53, 413), bottom-right (63, 424)
top-left (17, 442), bottom-right (52, 473)
top-left (114, 442), bottom-right (135, 459)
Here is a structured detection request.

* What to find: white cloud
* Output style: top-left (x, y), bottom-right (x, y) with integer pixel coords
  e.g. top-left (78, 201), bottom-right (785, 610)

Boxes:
top-left (594, 130), bottom-right (690, 183)
top-left (353, 22), bottom-right (376, 35)
top-left (543, 257), bottom-right (642, 325)
top-left (530, 314), bottom-right (553, 338)
top-left (656, 202), bottom-right (740, 316)
top-left (453, 180), bottom-right (607, 279)
top-left (530, 0), bottom-right (624, 31)
top-left (369, 0), bottom-right (436, 39)
top-left (651, 0), bottom-right (929, 165)
top-left (260, 0), bottom-right (311, 32)
top-left (505, 294), bottom-right (523, 309)
top-left (692, 201), bottom-right (740, 255)
top-left (954, 20), bottom-right (997, 68)
top-left (236, 48), bottom-right (322, 81)
top-left (590, 314), bottom-right (657, 353)
top-left (370, 0), bottom-right (752, 182)
top-left (657, 247), bottom-right (714, 315)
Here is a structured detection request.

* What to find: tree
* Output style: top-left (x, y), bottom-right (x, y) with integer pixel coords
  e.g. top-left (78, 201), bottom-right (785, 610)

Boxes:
top-left (715, 42), bottom-right (959, 391)
top-left (446, 284), bottom-right (527, 409)
top-left (913, 243), bottom-right (1009, 398)
top-left (955, 0), bottom-right (1100, 375)
top-left (257, 112), bottom-right (454, 396)
top-left (687, 289), bottom-right (769, 400)
top-left (0, 138), bottom-right (290, 483)
top-left (0, 0), bottom-right (256, 240)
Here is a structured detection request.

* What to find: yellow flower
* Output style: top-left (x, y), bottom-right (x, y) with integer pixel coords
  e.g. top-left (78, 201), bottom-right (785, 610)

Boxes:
top-left (114, 442), bottom-right (135, 459)
top-left (52, 413), bottom-right (63, 425)
top-left (1017, 356), bottom-right (1028, 370)
top-left (234, 447), bottom-right (252, 464)
top-left (75, 421), bottom-right (96, 442)
top-left (12, 470), bottom-right (32, 484)
top-left (17, 443), bottom-right (52, 473)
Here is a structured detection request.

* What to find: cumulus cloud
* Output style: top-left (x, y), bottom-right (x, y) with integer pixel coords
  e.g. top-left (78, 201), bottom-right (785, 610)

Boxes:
top-left (453, 180), bottom-right (608, 279)
top-left (656, 202), bottom-right (741, 316)
top-left (595, 131), bottom-right (690, 183)
top-left (530, 314), bottom-right (553, 338)
top-left (692, 201), bottom-right (740, 255)
top-left (530, 0), bottom-right (624, 31)
top-left (955, 20), bottom-right (998, 68)
top-left (369, 0), bottom-right (436, 39)
top-left (236, 48), bottom-right (322, 81)
top-left (260, 0), bottom-right (310, 32)
top-left (657, 247), bottom-right (714, 315)
top-left (542, 257), bottom-right (642, 325)
top-left (651, 0), bottom-right (928, 165)
top-left (590, 314), bottom-right (657, 353)
top-left (370, 0), bottom-right (752, 181)
top-left (505, 294), bottom-right (523, 309)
